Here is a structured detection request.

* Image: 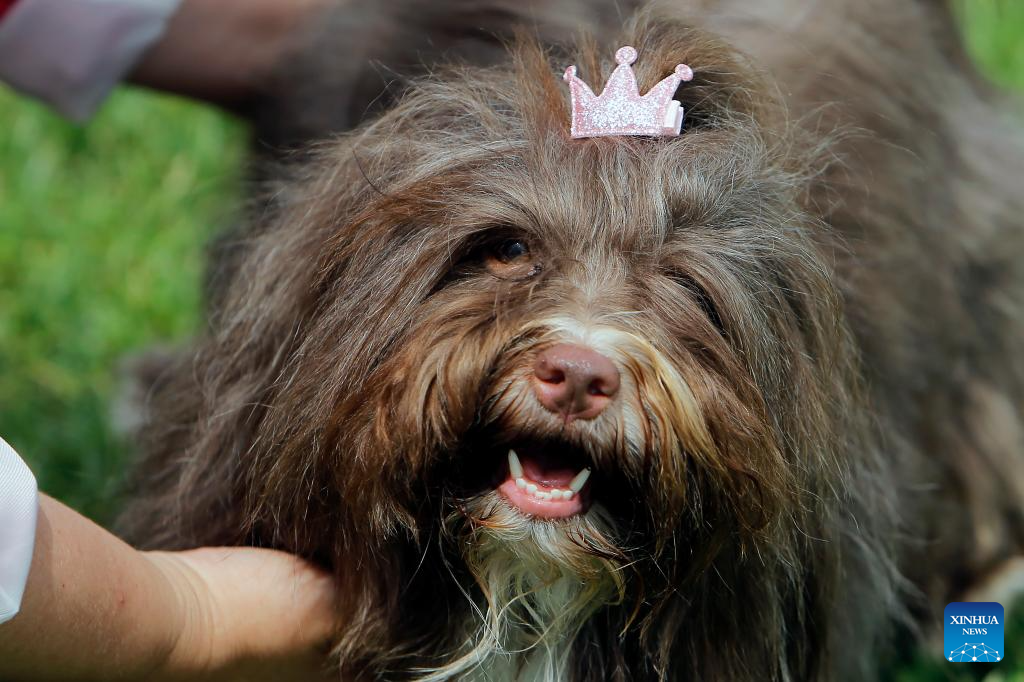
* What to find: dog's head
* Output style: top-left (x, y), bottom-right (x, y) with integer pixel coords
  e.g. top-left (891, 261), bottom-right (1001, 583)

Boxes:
top-left (190, 16), bottom-right (866, 680)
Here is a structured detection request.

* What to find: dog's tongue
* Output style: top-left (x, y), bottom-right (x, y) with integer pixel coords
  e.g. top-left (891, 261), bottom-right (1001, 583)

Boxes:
top-left (521, 455), bottom-right (576, 487)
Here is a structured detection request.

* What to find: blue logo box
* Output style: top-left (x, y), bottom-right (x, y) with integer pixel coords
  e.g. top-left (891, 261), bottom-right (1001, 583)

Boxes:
top-left (944, 602), bottom-right (1004, 663)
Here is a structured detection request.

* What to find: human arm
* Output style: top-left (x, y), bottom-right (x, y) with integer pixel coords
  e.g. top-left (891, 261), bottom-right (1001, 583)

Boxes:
top-left (0, 0), bottom-right (329, 120)
top-left (127, 0), bottom-right (330, 112)
top-left (0, 494), bottom-right (339, 681)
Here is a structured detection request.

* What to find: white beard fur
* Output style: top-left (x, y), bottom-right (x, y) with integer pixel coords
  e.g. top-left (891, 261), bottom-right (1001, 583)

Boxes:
top-left (416, 494), bottom-right (623, 682)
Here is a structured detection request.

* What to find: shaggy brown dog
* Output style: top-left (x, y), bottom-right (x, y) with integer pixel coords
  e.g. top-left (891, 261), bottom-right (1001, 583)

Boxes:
top-left (121, 1), bottom-right (1024, 679)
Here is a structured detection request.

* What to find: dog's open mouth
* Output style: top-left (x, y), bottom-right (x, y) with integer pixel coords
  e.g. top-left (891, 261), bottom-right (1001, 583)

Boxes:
top-left (497, 443), bottom-right (592, 519)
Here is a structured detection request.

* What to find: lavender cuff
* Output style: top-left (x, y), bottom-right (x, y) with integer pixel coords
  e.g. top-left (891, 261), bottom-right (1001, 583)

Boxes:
top-left (0, 0), bottom-right (183, 120)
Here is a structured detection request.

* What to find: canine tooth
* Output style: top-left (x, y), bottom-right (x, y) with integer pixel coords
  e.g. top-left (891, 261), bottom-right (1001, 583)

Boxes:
top-left (508, 450), bottom-right (524, 479)
top-left (515, 478), bottom-right (527, 489)
top-left (526, 483), bottom-right (538, 494)
top-left (568, 468), bottom-right (591, 493)
top-left (563, 490), bottom-right (574, 500)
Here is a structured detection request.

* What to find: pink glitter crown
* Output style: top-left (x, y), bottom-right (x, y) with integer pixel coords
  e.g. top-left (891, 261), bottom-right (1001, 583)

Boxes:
top-left (563, 45), bottom-right (694, 139)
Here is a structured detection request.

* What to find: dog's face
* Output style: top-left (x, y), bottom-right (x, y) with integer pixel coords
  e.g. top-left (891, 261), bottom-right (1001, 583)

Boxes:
top-left (229, 28), bottom-right (855, 677)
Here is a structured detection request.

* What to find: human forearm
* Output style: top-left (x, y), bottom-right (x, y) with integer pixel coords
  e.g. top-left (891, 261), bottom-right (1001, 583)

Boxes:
top-left (129, 0), bottom-right (330, 110)
top-left (0, 495), bottom-right (185, 680)
top-left (0, 495), bottom-right (339, 681)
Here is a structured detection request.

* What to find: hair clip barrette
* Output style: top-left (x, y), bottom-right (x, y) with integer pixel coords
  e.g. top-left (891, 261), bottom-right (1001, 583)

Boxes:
top-left (564, 46), bottom-right (694, 139)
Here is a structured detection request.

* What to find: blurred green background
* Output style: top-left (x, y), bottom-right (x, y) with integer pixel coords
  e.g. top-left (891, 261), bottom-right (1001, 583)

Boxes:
top-left (0, 2), bottom-right (1021, 679)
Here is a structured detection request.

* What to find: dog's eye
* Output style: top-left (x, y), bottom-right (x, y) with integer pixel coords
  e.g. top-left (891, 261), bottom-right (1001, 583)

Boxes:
top-left (484, 238), bottom-right (538, 279)
top-left (495, 239), bottom-right (530, 263)
top-left (666, 271), bottom-right (726, 335)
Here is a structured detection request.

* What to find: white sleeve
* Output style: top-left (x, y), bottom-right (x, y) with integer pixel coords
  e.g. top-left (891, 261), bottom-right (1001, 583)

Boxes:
top-left (0, 0), bottom-right (183, 121)
top-left (0, 437), bottom-right (38, 625)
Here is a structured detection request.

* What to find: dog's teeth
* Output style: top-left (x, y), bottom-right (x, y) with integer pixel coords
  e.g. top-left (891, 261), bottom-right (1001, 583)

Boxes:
top-left (508, 457), bottom-right (585, 500)
top-left (568, 468), bottom-right (591, 493)
top-left (508, 449), bottom-right (524, 479)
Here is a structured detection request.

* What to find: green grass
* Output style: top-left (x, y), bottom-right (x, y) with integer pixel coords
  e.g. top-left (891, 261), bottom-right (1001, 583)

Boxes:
top-left (959, 0), bottom-right (1024, 90)
top-left (0, 91), bottom-right (245, 520)
top-left (0, 2), bottom-right (1020, 678)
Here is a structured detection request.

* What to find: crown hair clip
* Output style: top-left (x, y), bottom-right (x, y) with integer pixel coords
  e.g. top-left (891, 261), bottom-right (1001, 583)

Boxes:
top-left (564, 46), bottom-right (694, 139)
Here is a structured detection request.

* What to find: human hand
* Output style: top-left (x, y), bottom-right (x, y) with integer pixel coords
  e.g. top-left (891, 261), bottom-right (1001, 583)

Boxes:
top-left (145, 548), bottom-right (340, 682)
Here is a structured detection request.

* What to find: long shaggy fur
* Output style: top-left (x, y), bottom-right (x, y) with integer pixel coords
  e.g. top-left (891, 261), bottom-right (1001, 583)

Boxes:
top-left (120, 1), bottom-right (1024, 680)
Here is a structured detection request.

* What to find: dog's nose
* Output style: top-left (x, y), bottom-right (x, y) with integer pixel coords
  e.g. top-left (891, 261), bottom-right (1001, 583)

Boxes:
top-left (532, 344), bottom-right (620, 421)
